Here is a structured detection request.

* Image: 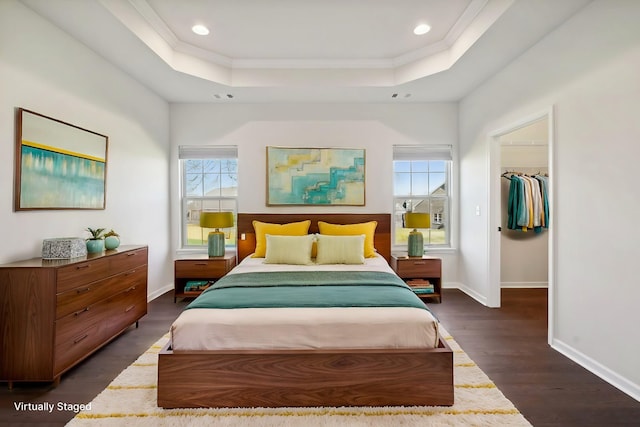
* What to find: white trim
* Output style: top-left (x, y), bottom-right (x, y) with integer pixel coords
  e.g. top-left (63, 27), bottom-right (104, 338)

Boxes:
top-left (441, 281), bottom-right (464, 289)
top-left (487, 107), bottom-right (554, 312)
top-left (456, 283), bottom-right (488, 306)
top-left (546, 106), bottom-right (556, 346)
top-left (148, 283), bottom-right (173, 302)
top-left (551, 338), bottom-right (640, 402)
top-left (487, 130), bottom-right (501, 307)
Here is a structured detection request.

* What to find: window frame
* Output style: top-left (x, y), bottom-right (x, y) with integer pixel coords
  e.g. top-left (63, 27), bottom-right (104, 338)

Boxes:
top-left (178, 146), bottom-right (238, 251)
top-left (392, 145), bottom-right (452, 252)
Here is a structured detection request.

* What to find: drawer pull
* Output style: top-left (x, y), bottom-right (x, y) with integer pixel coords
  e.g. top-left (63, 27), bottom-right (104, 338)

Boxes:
top-left (413, 261), bottom-right (427, 265)
top-left (125, 304), bottom-right (135, 313)
top-left (74, 307), bottom-right (90, 316)
top-left (76, 287), bottom-right (91, 294)
top-left (125, 286), bottom-right (137, 293)
top-left (74, 334), bottom-right (89, 344)
top-left (194, 262), bottom-right (208, 266)
top-left (127, 253), bottom-right (136, 257)
top-left (76, 264), bottom-right (90, 270)
top-left (124, 269), bottom-right (136, 276)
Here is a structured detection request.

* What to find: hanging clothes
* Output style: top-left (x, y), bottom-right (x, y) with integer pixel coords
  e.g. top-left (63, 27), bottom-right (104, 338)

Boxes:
top-left (504, 173), bottom-right (549, 233)
top-left (535, 175), bottom-right (549, 230)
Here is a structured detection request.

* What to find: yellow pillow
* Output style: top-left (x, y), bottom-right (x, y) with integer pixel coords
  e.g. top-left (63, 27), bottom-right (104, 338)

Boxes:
top-left (252, 220), bottom-right (311, 257)
top-left (317, 221), bottom-right (377, 258)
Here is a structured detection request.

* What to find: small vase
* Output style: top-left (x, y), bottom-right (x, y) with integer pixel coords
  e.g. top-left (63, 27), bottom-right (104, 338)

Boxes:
top-left (86, 239), bottom-right (105, 254)
top-left (104, 236), bottom-right (120, 250)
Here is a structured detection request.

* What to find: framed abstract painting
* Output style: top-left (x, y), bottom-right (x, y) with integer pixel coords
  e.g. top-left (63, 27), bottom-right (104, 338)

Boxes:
top-left (266, 146), bottom-right (365, 206)
top-left (14, 108), bottom-right (108, 210)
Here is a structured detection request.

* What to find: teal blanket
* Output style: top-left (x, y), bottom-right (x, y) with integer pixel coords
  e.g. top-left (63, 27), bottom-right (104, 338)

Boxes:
top-left (185, 271), bottom-right (428, 311)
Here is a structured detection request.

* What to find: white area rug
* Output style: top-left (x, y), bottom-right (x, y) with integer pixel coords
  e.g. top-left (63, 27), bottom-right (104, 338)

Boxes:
top-left (66, 328), bottom-right (531, 426)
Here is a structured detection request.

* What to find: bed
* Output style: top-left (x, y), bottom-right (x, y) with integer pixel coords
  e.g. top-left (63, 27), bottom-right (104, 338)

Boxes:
top-left (157, 213), bottom-right (453, 408)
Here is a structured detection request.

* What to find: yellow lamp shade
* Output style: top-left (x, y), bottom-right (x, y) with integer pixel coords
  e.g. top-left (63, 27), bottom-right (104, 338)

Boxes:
top-left (404, 212), bottom-right (430, 229)
top-left (200, 211), bottom-right (234, 230)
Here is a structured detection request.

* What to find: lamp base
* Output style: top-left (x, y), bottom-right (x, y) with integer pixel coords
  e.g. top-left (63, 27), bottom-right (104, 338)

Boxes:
top-left (207, 231), bottom-right (225, 257)
top-left (407, 230), bottom-right (424, 257)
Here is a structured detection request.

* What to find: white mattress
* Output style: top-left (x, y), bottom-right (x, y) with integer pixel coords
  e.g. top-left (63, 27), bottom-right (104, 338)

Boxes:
top-left (170, 255), bottom-right (440, 351)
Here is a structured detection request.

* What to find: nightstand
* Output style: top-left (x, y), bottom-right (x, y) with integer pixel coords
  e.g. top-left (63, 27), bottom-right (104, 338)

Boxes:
top-left (174, 253), bottom-right (236, 302)
top-left (391, 255), bottom-right (442, 303)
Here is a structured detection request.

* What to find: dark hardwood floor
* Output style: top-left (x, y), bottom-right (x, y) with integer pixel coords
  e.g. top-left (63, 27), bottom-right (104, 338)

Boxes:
top-left (1, 288), bottom-right (639, 426)
top-left (428, 289), bottom-right (640, 426)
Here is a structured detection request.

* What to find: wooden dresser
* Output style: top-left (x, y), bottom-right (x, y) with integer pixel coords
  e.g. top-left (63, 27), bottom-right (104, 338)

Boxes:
top-left (0, 245), bottom-right (148, 388)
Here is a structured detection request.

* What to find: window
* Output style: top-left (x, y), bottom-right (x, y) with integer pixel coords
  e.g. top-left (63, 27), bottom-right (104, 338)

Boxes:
top-left (179, 146), bottom-right (238, 249)
top-left (393, 145), bottom-right (452, 250)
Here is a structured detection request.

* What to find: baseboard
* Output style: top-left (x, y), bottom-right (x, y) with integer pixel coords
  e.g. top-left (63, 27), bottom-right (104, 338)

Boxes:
top-left (551, 337), bottom-right (640, 402)
top-left (148, 283), bottom-right (173, 302)
top-left (501, 281), bottom-right (548, 288)
top-left (453, 282), bottom-right (488, 306)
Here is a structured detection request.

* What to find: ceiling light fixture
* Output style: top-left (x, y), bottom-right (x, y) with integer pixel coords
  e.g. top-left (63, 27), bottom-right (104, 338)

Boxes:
top-left (192, 24), bottom-right (210, 36)
top-left (413, 23), bottom-right (431, 35)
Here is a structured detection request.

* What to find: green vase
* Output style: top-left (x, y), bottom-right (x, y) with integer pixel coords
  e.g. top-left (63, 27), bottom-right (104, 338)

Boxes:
top-left (105, 236), bottom-right (120, 250)
top-left (86, 239), bottom-right (105, 254)
top-left (407, 230), bottom-right (424, 257)
top-left (207, 231), bottom-right (225, 257)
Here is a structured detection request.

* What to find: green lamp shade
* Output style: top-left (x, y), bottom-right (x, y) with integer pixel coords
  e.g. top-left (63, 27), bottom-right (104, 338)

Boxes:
top-left (200, 212), bottom-right (234, 257)
top-left (404, 212), bottom-right (430, 257)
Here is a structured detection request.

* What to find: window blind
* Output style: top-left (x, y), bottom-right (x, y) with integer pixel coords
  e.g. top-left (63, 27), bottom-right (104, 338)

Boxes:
top-left (178, 145), bottom-right (237, 159)
top-left (393, 145), bottom-right (452, 161)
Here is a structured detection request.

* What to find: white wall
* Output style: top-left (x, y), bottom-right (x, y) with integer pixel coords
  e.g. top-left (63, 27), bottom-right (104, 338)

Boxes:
top-left (0, 1), bottom-right (172, 299)
top-left (459, 0), bottom-right (640, 400)
top-left (169, 103), bottom-right (460, 285)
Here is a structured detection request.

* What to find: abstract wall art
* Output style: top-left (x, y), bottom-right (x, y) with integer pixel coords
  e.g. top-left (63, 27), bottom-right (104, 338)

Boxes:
top-left (266, 146), bottom-right (365, 205)
top-left (14, 108), bottom-right (108, 210)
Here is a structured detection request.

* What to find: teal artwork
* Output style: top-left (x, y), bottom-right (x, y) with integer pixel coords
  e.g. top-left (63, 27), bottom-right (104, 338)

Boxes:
top-left (267, 147), bottom-right (365, 205)
top-left (15, 109), bottom-right (108, 210)
top-left (20, 145), bottom-right (105, 209)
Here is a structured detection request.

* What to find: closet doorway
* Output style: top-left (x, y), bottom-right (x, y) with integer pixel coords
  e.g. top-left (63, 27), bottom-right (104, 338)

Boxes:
top-left (499, 120), bottom-right (549, 288)
top-left (488, 108), bottom-right (554, 343)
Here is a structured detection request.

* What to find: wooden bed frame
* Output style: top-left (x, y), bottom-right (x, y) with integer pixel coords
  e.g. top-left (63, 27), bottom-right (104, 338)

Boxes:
top-left (158, 213), bottom-right (453, 408)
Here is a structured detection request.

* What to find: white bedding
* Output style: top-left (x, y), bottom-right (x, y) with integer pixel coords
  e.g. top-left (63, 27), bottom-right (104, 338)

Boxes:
top-left (170, 254), bottom-right (440, 350)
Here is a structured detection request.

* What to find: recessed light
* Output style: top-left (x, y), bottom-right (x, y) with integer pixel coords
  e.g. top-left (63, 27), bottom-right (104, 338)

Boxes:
top-left (413, 23), bottom-right (431, 35)
top-left (192, 24), bottom-right (210, 36)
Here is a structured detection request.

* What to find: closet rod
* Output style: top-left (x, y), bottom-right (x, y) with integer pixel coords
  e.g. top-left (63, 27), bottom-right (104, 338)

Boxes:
top-left (501, 171), bottom-right (548, 179)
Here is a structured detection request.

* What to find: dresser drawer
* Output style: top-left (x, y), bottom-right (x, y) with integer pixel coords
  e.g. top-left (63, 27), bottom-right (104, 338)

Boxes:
top-left (54, 282), bottom-right (146, 373)
top-left (54, 322), bottom-right (103, 375)
top-left (102, 284), bottom-right (147, 339)
top-left (110, 247), bottom-right (148, 275)
top-left (175, 260), bottom-right (229, 278)
top-left (395, 259), bottom-right (441, 278)
top-left (56, 297), bottom-right (115, 342)
top-left (56, 268), bottom-right (147, 319)
top-left (56, 258), bottom-right (110, 293)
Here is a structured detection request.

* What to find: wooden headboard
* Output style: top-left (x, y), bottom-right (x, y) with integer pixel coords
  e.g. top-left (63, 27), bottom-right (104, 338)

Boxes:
top-left (236, 213), bottom-right (391, 263)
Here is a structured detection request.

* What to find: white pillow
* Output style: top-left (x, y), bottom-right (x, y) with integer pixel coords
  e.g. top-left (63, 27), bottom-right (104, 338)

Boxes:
top-left (315, 234), bottom-right (365, 265)
top-left (264, 234), bottom-right (314, 265)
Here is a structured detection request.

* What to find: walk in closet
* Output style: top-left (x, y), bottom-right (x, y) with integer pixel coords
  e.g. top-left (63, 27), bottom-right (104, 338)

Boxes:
top-left (499, 119), bottom-right (549, 288)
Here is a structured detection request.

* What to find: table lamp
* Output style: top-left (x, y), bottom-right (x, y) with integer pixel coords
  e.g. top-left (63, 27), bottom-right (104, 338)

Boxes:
top-left (404, 212), bottom-right (430, 257)
top-left (199, 211), bottom-right (234, 256)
